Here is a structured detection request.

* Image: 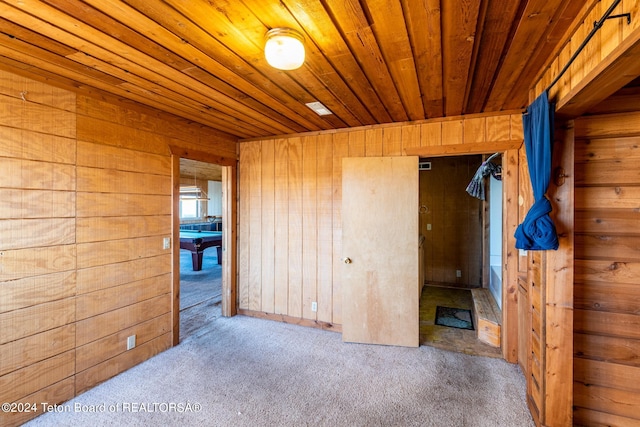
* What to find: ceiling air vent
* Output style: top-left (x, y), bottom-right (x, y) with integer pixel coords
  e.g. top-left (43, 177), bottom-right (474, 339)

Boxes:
top-left (418, 161), bottom-right (431, 171)
top-left (305, 101), bottom-right (333, 116)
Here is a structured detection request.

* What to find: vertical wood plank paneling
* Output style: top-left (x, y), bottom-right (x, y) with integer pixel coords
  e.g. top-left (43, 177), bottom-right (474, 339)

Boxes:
top-left (221, 164), bottom-right (238, 317)
top-left (238, 143), bottom-right (251, 309)
top-left (261, 139), bottom-right (276, 313)
top-left (463, 117), bottom-right (486, 143)
top-left (274, 139), bottom-right (289, 314)
top-left (302, 136), bottom-right (318, 319)
top-left (382, 126), bottom-right (402, 156)
top-left (401, 123), bottom-right (421, 151)
top-left (287, 137), bottom-right (303, 318)
top-left (247, 141), bottom-right (262, 311)
top-left (622, 0), bottom-right (640, 40)
top-left (441, 119), bottom-right (463, 144)
top-left (348, 129), bottom-right (366, 157)
top-left (365, 128), bottom-right (383, 156)
top-left (542, 123), bottom-right (574, 427)
top-left (486, 115), bottom-right (511, 142)
top-left (510, 114), bottom-right (524, 141)
top-left (237, 112), bottom-right (524, 335)
top-left (332, 132), bottom-right (349, 325)
top-left (583, 4), bottom-right (602, 77)
top-left (517, 145), bottom-right (531, 274)
top-left (421, 121), bottom-right (442, 147)
top-left (503, 148), bottom-right (520, 363)
top-left (316, 134), bottom-right (334, 323)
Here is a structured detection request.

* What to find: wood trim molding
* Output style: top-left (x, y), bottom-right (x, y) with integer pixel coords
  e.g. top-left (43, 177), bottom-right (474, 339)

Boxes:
top-left (221, 165), bottom-right (237, 317)
top-left (169, 145), bottom-right (238, 166)
top-left (171, 154), bottom-right (181, 346)
top-left (237, 309), bottom-right (342, 333)
top-left (404, 139), bottom-right (523, 157)
top-left (556, 25), bottom-right (640, 117)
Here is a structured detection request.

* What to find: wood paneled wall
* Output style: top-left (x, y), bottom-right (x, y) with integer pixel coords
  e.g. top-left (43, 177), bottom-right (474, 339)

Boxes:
top-left (419, 155), bottom-right (483, 287)
top-left (520, 123), bottom-right (574, 427)
top-left (533, 0), bottom-right (640, 114)
top-left (237, 113), bottom-right (523, 329)
top-left (0, 69), bottom-right (236, 426)
top-left (573, 111), bottom-right (640, 426)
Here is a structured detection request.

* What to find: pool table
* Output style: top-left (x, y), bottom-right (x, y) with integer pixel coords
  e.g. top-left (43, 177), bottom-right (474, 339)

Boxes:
top-left (179, 230), bottom-right (222, 271)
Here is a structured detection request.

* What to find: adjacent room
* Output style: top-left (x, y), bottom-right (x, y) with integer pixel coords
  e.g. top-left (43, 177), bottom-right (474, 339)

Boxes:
top-left (1, 1), bottom-right (639, 426)
top-left (178, 159), bottom-right (224, 341)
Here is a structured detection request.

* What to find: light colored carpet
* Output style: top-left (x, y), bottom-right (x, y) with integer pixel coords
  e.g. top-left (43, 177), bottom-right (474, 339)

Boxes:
top-left (26, 314), bottom-right (534, 427)
top-left (26, 250), bottom-right (534, 426)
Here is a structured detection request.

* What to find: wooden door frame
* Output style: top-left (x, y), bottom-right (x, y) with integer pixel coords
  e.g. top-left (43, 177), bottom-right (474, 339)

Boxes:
top-left (405, 140), bottom-right (522, 362)
top-left (169, 147), bottom-right (237, 346)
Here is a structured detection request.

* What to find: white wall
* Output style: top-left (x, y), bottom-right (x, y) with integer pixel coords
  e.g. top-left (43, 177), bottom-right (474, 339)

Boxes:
top-left (489, 176), bottom-right (502, 309)
top-left (208, 180), bottom-right (222, 216)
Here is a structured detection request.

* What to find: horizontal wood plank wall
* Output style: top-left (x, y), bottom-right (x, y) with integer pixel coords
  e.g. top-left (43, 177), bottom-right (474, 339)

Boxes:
top-left (573, 111), bottom-right (640, 426)
top-left (0, 70), bottom-right (77, 427)
top-left (0, 69), bottom-right (237, 426)
top-left (237, 113), bottom-right (522, 328)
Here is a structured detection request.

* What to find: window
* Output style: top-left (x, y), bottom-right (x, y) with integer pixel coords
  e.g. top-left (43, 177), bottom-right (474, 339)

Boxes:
top-left (180, 186), bottom-right (206, 219)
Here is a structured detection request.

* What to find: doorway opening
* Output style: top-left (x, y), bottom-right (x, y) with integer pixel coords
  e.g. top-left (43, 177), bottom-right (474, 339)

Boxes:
top-left (418, 154), bottom-right (503, 357)
top-left (170, 150), bottom-right (237, 346)
top-left (178, 158), bottom-right (224, 341)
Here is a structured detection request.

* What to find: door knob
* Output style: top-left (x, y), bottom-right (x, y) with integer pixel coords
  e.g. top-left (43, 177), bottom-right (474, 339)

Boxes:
top-left (343, 257), bottom-right (352, 264)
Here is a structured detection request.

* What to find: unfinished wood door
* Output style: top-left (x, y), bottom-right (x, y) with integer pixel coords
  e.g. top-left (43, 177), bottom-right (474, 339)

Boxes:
top-left (342, 156), bottom-right (419, 347)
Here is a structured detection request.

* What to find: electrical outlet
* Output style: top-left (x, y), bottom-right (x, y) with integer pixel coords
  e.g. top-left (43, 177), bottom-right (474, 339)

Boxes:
top-left (426, 224), bottom-right (432, 231)
top-left (456, 270), bottom-right (462, 278)
top-left (163, 237), bottom-right (171, 250)
top-left (311, 301), bottom-right (318, 312)
top-left (127, 335), bottom-right (136, 350)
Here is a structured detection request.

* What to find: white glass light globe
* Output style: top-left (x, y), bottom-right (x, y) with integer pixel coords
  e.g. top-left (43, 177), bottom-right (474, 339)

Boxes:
top-left (264, 29), bottom-right (305, 71)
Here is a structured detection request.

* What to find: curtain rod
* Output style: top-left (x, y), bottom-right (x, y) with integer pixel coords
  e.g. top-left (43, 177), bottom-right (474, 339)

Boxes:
top-left (543, 0), bottom-right (630, 94)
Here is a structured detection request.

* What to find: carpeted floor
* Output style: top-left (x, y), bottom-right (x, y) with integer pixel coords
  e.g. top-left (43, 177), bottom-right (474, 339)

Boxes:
top-left (26, 315), bottom-right (534, 427)
top-left (24, 253), bottom-right (534, 426)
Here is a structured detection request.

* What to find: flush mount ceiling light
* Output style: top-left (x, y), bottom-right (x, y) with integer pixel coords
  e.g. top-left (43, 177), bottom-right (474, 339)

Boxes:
top-left (264, 28), bottom-right (305, 70)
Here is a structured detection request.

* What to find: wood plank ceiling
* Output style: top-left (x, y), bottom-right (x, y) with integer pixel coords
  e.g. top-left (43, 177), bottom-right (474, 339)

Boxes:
top-left (0, 0), bottom-right (587, 140)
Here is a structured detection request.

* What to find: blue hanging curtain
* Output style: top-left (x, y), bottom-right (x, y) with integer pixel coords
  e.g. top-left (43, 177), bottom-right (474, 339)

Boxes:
top-left (514, 91), bottom-right (559, 250)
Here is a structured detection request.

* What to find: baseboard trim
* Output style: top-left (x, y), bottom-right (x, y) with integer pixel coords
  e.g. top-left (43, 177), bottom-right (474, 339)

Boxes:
top-left (237, 309), bottom-right (342, 333)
